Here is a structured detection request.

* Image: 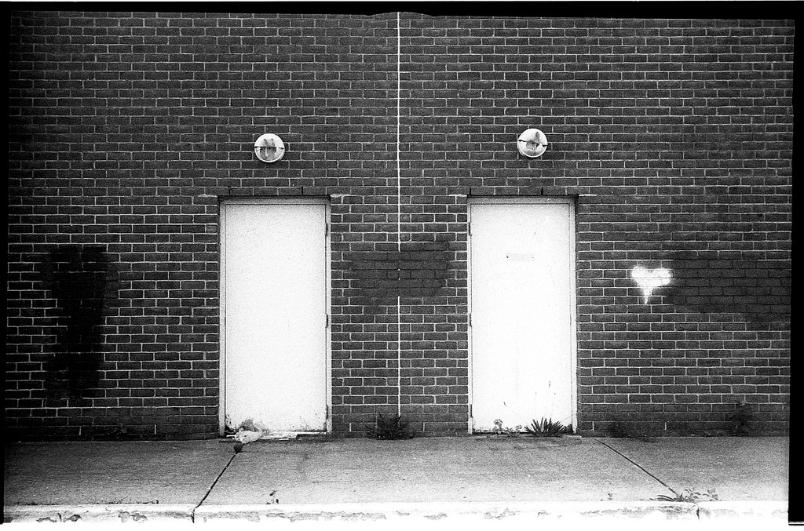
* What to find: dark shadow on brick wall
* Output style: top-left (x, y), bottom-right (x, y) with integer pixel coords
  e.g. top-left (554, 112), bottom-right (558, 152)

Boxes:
top-left (38, 246), bottom-right (118, 400)
top-left (666, 250), bottom-right (790, 325)
top-left (342, 241), bottom-right (454, 303)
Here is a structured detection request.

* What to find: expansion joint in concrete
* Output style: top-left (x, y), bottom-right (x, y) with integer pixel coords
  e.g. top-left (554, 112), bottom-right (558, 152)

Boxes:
top-left (192, 452), bottom-right (238, 522)
top-left (594, 438), bottom-right (677, 497)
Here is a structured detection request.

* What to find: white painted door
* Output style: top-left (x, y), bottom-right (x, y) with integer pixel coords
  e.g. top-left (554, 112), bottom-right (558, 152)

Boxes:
top-left (470, 200), bottom-right (575, 432)
top-left (222, 201), bottom-right (328, 434)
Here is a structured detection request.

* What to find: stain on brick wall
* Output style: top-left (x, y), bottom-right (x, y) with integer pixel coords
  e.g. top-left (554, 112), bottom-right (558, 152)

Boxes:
top-left (38, 246), bottom-right (116, 401)
top-left (343, 243), bottom-right (455, 300)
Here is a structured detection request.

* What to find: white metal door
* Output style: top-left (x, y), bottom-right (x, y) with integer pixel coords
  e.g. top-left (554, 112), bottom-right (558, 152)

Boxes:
top-left (221, 200), bottom-right (328, 434)
top-left (470, 199), bottom-right (576, 431)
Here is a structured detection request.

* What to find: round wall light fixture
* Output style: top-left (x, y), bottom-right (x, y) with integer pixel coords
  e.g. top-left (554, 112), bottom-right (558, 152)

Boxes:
top-left (517, 128), bottom-right (548, 158)
top-left (254, 133), bottom-right (285, 163)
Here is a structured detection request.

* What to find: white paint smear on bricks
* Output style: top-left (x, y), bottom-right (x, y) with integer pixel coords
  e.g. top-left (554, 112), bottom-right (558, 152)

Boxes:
top-left (630, 266), bottom-right (672, 304)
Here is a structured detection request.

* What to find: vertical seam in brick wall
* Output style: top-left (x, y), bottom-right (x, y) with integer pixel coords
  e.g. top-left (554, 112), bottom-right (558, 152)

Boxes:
top-left (396, 11), bottom-right (402, 417)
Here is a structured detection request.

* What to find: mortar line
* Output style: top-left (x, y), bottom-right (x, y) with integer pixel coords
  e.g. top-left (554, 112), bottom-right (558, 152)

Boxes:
top-left (396, 11), bottom-right (402, 417)
top-left (396, 10), bottom-right (402, 252)
top-left (192, 451), bottom-right (238, 522)
top-left (595, 438), bottom-right (678, 496)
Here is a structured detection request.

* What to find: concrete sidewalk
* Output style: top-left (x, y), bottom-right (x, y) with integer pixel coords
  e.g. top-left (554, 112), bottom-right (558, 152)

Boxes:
top-left (3, 436), bottom-right (789, 524)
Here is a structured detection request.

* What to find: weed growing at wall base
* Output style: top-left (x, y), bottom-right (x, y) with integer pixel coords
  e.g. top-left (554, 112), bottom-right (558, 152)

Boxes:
top-left (607, 421), bottom-right (656, 440)
top-left (729, 402), bottom-right (753, 436)
top-left (366, 414), bottom-right (414, 440)
top-left (525, 418), bottom-right (573, 437)
top-left (492, 419), bottom-right (523, 436)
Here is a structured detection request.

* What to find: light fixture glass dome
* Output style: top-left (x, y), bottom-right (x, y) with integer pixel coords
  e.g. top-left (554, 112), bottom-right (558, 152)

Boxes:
top-left (254, 133), bottom-right (285, 163)
top-left (517, 128), bottom-right (548, 158)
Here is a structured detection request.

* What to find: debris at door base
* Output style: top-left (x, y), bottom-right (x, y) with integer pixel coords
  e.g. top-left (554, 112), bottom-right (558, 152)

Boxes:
top-left (262, 432), bottom-right (299, 440)
top-left (224, 431), bottom-right (329, 442)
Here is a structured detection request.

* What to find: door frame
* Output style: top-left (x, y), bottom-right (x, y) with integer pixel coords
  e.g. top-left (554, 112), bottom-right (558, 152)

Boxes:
top-left (218, 197), bottom-right (331, 436)
top-left (467, 196), bottom-right (578, 433)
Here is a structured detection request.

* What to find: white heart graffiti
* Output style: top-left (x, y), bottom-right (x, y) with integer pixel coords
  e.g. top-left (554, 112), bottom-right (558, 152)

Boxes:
top-left (630, 266), bottom-right (672, 304)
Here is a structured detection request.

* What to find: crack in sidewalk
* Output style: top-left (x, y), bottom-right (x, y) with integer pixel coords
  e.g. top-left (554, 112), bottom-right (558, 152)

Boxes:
top-left (192, 451), bottom-right (238, 522)
top-left (594, 438), bottom-right (678, 497)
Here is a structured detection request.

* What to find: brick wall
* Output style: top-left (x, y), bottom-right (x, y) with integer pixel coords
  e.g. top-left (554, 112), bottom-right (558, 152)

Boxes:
top-left (399, 15), bottom-right (793, 436)
top-left (6, 11), bottom-right (792, 439)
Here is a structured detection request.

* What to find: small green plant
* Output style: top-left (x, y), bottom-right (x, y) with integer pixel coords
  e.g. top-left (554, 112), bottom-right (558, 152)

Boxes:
top-left (366, 413), bottom-right (414, 440)
top-left (607, 421), bottom-right (653, 439)
top-left (656, 488), bottom-right (719, 503)
top-left (607, 421), bottom-right (628, 438)
top-left (729, 402), bottom-right (752, 436)
top-left (525, 417), bottom-right (572, 437)
top-left (108, 424), bottom-right (128, 440)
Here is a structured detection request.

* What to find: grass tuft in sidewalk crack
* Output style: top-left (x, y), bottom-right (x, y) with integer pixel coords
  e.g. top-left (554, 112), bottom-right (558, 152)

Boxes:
top-left (655, 487), bottom-right (719, 503)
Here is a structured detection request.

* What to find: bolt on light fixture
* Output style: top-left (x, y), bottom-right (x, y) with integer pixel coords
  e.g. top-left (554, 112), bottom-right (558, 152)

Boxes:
top-left (517, 128), bottom-right (549, 158)
top-left (254, 133), bottom-right (285, 163)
